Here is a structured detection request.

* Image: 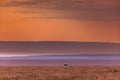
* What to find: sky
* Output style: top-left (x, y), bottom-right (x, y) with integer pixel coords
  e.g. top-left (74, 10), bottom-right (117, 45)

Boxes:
top-left (0, 0), bottom-right (120, 43)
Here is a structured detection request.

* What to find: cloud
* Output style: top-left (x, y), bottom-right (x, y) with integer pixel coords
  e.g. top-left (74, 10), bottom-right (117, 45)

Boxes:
top-left (0, 0), bottom-right (120, 21)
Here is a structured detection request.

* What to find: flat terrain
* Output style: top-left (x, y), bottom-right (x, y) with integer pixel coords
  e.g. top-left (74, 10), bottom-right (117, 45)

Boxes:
top-left (0, 66), bottom-right (120, 80)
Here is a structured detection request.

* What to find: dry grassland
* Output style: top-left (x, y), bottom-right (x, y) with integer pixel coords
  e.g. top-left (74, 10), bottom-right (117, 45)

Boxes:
top-left (0, 66), bottom-right (120, 80)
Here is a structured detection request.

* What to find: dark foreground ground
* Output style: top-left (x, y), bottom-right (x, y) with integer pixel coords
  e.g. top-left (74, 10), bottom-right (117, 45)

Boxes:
top-left (0, 66), bottom-right (120, 80)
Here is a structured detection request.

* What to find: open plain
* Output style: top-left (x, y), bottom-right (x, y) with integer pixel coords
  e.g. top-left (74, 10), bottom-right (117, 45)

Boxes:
top-left (0, 66), bottom-right (120, 80)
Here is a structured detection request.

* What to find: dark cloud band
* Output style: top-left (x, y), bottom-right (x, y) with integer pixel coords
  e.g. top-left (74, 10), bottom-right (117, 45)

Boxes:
top-left (0, 0), bottom-right (120, 21)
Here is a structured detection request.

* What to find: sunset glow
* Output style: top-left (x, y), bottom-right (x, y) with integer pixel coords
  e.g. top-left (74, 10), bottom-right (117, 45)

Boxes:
top-left (0, 0), bottom-right (120, 43)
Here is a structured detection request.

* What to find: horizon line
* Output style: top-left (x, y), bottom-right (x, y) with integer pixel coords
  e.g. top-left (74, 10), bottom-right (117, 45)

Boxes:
top-left (0, 41), bottom-right (120, 44)
top-left (0, 54), bottom-right (120, 57)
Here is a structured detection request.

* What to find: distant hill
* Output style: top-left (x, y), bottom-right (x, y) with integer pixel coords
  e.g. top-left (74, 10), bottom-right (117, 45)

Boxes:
top-left (0, 41), bottom-right (120, 54)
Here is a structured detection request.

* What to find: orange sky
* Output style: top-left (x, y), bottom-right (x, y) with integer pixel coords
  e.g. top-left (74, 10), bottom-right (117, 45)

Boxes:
top-left (0, 0), bottom-right (120, 43)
